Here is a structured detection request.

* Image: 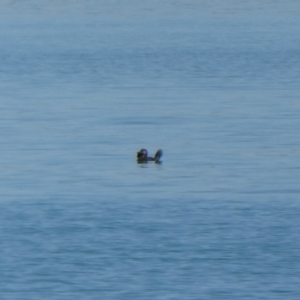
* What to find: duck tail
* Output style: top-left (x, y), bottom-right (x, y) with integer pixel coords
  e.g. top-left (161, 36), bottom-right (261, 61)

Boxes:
top-left (154, 149), bottom-right (163, 163)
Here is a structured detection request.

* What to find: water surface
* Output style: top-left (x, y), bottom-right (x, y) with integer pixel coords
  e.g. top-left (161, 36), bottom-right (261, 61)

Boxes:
top-left (0, 1), bottom-right (300, 299)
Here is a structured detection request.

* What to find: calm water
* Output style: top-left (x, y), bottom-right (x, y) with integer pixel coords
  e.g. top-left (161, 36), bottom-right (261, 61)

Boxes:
top-left (1, 1), bottom-right (300, 299)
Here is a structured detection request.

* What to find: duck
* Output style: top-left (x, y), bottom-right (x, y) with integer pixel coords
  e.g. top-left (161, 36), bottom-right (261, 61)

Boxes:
top-left (136, 149), bottom-right (163, 163)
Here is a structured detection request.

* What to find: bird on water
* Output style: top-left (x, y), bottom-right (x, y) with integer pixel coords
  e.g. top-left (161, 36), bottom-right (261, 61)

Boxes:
top-left (136, 149), bottom-right (163, 163)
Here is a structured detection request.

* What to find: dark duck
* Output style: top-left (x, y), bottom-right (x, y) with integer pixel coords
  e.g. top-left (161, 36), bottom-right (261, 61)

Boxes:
top-left (136, 149), bottom-right (163, 163)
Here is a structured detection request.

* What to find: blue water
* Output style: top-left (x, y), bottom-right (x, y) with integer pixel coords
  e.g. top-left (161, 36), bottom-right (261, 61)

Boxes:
top-left (1, 1), bottom-right (300, 299)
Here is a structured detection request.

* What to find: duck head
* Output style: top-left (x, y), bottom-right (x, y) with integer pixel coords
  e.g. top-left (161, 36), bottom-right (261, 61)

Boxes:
top-left (137, 148), bottom-right (148, 159)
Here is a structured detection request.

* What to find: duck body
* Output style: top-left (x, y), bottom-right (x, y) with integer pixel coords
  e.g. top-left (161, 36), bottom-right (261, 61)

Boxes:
top-left (137, 149), bottom-right (163, 163)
